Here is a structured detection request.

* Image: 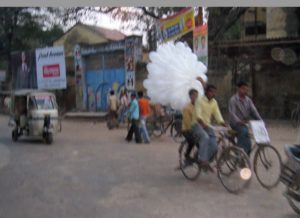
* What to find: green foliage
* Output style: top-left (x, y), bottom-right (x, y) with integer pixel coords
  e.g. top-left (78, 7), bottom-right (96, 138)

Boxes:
top-left (0, 7), bottom-right (64, 82)
top-left (221, 20), bottom-right (241, 40)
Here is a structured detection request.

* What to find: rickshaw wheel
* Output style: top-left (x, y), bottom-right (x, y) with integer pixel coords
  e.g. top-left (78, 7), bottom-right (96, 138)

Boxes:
top-left (45, 133), bottom-right (53, 145)
top-left (12, 129), bottom-right (18, 142)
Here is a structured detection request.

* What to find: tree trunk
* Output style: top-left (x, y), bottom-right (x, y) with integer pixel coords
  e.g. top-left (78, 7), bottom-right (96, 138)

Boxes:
top-left (6, 40), bottom-right (12, 90)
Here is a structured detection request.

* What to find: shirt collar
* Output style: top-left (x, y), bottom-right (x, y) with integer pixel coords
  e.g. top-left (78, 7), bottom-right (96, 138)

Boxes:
top-left (203, 95), bottom-right (213, 102)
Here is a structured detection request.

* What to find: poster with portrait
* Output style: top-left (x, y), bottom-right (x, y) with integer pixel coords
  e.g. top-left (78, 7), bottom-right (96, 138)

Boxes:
top-left (193, 24), bottom-right (208, 66)
top-left (125, 71), bottom-right (135, 91)
top-left (11, 46), bottom-right (66, 90)
top-left (125, 38), bottom-right (135, 72)
top-left (125, 37), bottom-right (135, 90)
top-left (11, 50), bottom-right (37, 90)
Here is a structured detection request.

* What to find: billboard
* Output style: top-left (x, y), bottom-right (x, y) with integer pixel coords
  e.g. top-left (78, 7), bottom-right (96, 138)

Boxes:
top-left (36, 46), bottom-right (66, 90)
top-left (159, 7), bottom-right (195, 42)
top-left (193, 24), bottom-right (208, 66)
top-left (11, 46), bottom-right (66, 90)
top-left (11, 50), bottom-right (37, 89)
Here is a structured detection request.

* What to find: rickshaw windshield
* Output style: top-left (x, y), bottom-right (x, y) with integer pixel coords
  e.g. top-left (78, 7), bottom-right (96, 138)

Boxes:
top-left (32, 96), bottom-right (56, 110)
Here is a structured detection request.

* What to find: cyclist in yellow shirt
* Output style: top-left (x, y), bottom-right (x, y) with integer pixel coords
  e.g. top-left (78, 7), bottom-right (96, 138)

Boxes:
top-left (182, 89), bottom-right (198, 162)
top-left (191, 84), bottom-right (226, 170)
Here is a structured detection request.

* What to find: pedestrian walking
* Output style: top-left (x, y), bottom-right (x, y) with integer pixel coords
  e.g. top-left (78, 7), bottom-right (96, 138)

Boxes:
top-left (126, 93), bottom-right (142, 143)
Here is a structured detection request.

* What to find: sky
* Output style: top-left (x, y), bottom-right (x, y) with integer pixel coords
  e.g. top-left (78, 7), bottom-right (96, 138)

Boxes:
top-left (69, 11), bottom-right (146, 44)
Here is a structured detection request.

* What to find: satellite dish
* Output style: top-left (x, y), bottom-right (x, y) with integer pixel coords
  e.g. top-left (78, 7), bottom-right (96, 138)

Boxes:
top-left (281, 48), bottom-right (297, 66)
top-left (271, 47), bottom-right (284, 62)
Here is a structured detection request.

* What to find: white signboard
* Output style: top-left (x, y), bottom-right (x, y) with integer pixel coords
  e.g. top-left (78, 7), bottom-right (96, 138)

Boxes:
top-left (250, 120), bottom-right (270, 144)
top-left (35, 46), bottom-right (66, 90)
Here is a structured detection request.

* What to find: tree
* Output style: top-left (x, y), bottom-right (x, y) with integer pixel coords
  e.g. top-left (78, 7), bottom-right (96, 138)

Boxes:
top-left (69, 7), bottom-right (245, 43)
top-left (207, 7), bottom-right (248, 41)
top-left (63, 7), bottom-right (185, 31)
top-left (0, 7), bottom-right (63, 84)
top-left (60, 7), bottom-right (194, 49)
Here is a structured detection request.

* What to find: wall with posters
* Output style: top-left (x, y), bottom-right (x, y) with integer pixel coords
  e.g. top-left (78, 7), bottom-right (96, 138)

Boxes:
top-left (193, 24), bottom-right (208, 66)
top-left (159, 7), bottom-right (195, 42)
top-left (75, 36), bottom-right (142, 111)
top-left (11, 46), bottom-right (66, 90)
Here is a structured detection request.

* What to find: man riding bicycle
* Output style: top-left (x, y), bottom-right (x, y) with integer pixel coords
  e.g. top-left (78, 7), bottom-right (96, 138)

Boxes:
top-left (228, 81), bottom-right (262, 155)
top-left (182, 89), bottom-right (198, 162)
top-left (191, 84), bottom-right (226, 170)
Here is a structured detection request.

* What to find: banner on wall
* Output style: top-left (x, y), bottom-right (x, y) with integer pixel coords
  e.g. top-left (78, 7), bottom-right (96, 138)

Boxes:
top-left (159, 7), bottom-right (195, 42)
top-left (36, 46), bottom-right (66, 90)
top-left (124, 37), bottom-right (142, 91)
top-left (11, 46), bottom-right (66, 90)
top-left (193, 24), bottom-right (208, 66)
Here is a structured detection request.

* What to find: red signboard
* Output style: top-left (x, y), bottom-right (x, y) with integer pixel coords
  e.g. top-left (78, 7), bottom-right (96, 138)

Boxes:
top-left (43, 64), bottom-right (60, 78)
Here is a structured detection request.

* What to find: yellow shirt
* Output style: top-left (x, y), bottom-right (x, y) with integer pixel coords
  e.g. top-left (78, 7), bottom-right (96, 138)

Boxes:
top-left (182, 103), bottom-right (194, 131)
top-left (109, 95), bottom-right (118, 111)
top-left (192, 96), bottom-right (224, 126)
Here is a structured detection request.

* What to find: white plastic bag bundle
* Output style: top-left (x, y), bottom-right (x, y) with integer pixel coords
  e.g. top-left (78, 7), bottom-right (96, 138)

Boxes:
top-left (143, 41), bottom-right (207, 110)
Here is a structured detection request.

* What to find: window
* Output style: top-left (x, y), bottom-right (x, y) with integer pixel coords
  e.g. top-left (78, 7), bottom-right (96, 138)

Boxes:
top-left (34, 96), bottom-right (56, 110)
top-left (245, 22), bottom-right (266, 36)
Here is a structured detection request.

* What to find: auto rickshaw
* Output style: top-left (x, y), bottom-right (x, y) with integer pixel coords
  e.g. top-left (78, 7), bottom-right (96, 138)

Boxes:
top-left (8, 89), bottom-right (61, 144)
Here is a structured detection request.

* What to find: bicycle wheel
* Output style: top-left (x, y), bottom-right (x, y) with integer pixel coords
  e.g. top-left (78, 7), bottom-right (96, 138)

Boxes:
top-left (152, 120), bottom-right (163, 137)
top-left (285, 188), bottom-right (300, 215)
top-left (217, 146), bottom-right (252, 194)
top-left (179, 141), bottom-right (201, 181)
top-left (171, 122), bottom-right (184, 143)
top-left (291, 110), bottom-right (300, 128)
top-left (253, 144), bottom-right (282, 189)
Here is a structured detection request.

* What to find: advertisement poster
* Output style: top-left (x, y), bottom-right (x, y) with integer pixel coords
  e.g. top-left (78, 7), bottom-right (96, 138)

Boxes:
top-left (74, 45), bottom-right (86, 110)
top-left (125, 38), bottom-right (135, 72)
top-left (125, 37), bottom-right (135, 90)
top-left (11, 50), bottom-right (37, 90)
top-left (125, 71), bottom-right (135, 90)
top-left (35, 46), bottom-right (66, 90)
top-left (193, 24), bottom-right (208, 66)
top-left (159, 7), bottom-right (195, 42)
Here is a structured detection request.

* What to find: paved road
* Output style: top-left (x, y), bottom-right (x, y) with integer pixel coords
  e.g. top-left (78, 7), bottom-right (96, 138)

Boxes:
top-left (0, 115), bottom-right (298, 218)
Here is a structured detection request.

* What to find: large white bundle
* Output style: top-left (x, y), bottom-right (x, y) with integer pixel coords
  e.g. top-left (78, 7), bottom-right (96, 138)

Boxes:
top-left (143, 41), bottom-right (207, 110)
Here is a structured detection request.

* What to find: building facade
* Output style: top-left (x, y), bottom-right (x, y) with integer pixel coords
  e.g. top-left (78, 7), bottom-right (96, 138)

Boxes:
top-left (74, 36), bottom-right (142, 111)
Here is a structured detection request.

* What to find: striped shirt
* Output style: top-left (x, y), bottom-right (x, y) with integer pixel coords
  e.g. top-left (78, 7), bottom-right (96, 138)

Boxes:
top-left (228, 94), bottom-right (262, 126)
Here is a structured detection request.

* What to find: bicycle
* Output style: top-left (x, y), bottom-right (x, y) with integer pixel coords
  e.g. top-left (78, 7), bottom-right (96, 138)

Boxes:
top-left (246, 121), bottom-right (282, 190)
top-left (147, 110), bottom-right (183, 142)
top-left (178, 126), bottom-right (252, 194)
top-left (291, 102), bottom-right (300, 128)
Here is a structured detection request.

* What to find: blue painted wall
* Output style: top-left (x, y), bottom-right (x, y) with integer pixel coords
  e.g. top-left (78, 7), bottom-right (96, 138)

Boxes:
top-left (85, 68), bottom-right (125, 111)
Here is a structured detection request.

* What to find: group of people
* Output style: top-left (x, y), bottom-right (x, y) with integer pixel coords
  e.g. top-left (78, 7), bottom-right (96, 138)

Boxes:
top-left (181, 79), bottom-right (262, 171)
top-left (108, 89), bottom-right (152, 144)
top-left (108, 78), bottom-right (262, 166)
